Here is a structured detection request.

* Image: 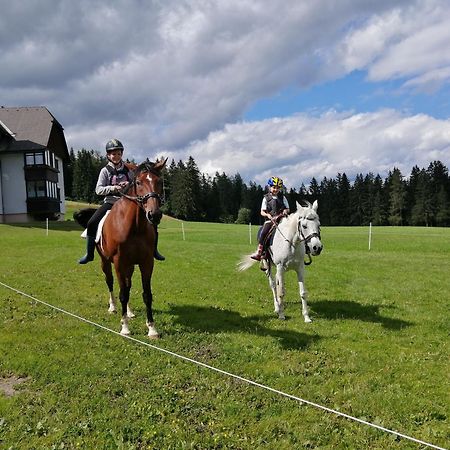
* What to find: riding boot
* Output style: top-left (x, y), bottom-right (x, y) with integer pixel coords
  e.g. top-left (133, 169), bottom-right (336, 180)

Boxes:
top-left (250, 244), bottom-right (264, 261)
top-left (78, 236), bottom-right (96, 264)
top-left (153, 228), bottom-right (165, 261)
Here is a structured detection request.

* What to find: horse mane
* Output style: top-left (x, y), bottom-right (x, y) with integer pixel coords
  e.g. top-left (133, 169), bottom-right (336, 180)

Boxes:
top-left (280, 201), bottom-right (319, 234)
top-left (135, 160), bottom-right (157, 175)
top-left (283, 209), bottom-right (301, 235)
top-left (134, 157), bottom-right (167, 177)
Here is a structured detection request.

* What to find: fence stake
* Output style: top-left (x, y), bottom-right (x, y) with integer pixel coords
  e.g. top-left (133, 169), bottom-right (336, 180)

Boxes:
top-left (249, 223), bottom-right (252, 244)
top-left (181, 222), bottom-right (185, 241)
top-left (368, 222), bottom-right (372, 250)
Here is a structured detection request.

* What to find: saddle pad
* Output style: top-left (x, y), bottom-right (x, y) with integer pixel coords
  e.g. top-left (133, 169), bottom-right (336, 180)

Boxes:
top-left (80, 210), bottom-right (110, 243)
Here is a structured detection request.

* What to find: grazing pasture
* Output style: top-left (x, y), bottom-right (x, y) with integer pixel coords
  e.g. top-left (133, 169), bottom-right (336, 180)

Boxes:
top-left (0, 211), bottom-right (449, 449)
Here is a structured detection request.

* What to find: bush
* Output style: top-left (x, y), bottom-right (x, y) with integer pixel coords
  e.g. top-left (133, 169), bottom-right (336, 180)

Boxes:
top-left (235, 207), bottom-right (251, 224)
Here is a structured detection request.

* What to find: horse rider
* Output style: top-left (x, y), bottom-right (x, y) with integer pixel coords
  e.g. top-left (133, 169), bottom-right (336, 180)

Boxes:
top-left (250, 176), bottom-right (290, 261)
top-left (78, 138), bottom-right (165, 264)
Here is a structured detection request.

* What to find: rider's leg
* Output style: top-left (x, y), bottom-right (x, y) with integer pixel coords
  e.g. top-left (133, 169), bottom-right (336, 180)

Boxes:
top-left (153, 225), bottom-right (165, 261)
top-left (78, 203), bottom-right (112, 264)
top-left (78, 235), bottom-right (96, 264)
top-left (251, 221), bottom-right (271, 261)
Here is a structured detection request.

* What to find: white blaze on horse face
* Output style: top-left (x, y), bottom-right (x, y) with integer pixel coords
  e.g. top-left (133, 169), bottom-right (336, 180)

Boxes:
top-left (146, 174), bottom-right (152, 183)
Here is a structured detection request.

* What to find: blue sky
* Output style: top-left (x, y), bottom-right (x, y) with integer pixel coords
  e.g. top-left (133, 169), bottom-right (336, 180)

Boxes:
top-left (245, 71), bottom-right (450, 121)
top-left (1, 0), bottom-right (449, 187)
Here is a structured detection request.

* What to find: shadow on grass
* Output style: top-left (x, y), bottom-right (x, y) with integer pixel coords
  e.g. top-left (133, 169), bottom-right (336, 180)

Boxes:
top-left (4, 220), bottom-right (82, 232)
top-left (310, 299), bottom-right (412, 330)
top-left (167, 304), bottom-right (320, 350)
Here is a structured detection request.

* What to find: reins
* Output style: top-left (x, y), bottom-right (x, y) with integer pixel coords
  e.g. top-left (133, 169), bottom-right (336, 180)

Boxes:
top-left (270, 215), bottom-right (320, 266)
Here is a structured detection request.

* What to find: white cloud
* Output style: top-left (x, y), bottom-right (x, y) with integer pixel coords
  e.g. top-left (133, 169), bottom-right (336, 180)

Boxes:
top-left (333, 0), bottom-right (450, 92)
top-left (0, 0), bottom-right (449, 183)
top-left (184, 110), bottom-right (450, 187)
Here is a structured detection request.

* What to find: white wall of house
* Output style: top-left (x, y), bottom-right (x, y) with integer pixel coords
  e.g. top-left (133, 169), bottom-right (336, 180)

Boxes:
top-left (56, 155), bottom-right (66, 214)
top-left (1, 153), bottom-right (27, 214)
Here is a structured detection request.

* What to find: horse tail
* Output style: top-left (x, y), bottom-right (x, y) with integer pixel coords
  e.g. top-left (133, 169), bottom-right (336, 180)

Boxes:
top-left (73, 208), bottom-right (98, 228)
top-left (236, 254), bottom-right (258, 272)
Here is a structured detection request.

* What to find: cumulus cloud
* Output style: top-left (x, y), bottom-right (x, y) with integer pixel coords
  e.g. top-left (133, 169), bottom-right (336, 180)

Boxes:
top-left (0, 0), bottom-right (449, 183)
top-left (183, 110), bottom-right (450, 187)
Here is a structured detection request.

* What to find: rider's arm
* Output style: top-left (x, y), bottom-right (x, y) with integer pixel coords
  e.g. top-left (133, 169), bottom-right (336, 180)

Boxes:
top-left (260, 209), bottom-right (272, 219)
top-left (260, 197), bottom-right (271, 219)
top-left (95, 167), bottom-right (121, 196)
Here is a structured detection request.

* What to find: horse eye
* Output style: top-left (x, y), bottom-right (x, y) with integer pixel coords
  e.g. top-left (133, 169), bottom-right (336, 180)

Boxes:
top-left (302, 224), bottom-right (307, 229)
top-left (136, 180), bottom-right (142, 186)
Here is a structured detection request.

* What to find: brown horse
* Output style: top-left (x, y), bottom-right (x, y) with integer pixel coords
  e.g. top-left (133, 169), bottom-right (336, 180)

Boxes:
top-left (75, 158), bottom-right (167, 338)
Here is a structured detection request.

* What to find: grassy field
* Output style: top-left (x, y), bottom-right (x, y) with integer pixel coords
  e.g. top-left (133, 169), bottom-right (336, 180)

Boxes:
top-left (0, 205), bottom-right (449, 449)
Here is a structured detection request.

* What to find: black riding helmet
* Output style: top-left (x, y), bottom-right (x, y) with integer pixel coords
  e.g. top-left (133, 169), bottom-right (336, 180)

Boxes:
top-left (106, 138), bottom-right (124, 153)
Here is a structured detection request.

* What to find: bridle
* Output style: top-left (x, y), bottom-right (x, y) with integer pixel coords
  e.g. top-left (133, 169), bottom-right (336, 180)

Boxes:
top-left (269, 214), bottom-right (321, 265)
top-left (122, 190), bottom-right (163, 207)
top-left (120, 168), bottom-right (164, 208)
top-left (298, 219), bottom-right (321, 254)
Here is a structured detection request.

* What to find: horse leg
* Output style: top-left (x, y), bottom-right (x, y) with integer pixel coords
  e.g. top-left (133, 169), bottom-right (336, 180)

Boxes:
top-left (140, 265), bottom-right (159, 339)
top-left (296, 265), bottom-right (312, 323)
top-left (267, 269), bottom-right (278, 314)
top-left (101, 257), bottom-right (117, 314)
top-left (275, 266), bottom-right (286, 320)
top-left (116, 265), bottom-right (134, 335)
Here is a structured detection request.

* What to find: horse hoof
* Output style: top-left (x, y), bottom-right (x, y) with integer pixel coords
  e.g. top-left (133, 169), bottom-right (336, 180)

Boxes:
top-left (148, 333), bottom-right (160, 340)
top-left (120, 326), bottom-right (131, 336)
top-left (108, 308), bottom-right (117, 314)
top-left (304, 316), bottom-right (312, 323)
top-left (127, 312), bottom-right (136, 318)
top-left (278, 314), bottom-right (286, 320)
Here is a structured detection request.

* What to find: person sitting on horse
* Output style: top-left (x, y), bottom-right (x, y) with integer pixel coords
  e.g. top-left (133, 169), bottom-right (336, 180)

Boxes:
top-left (250, 176), bottom-right (290, 261)
top-left (78, 138), bottom-right (165, 264)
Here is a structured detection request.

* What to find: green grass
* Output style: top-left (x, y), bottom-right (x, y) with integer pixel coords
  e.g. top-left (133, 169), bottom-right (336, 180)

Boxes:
top-left (0, 210), bottom-right (449, 449)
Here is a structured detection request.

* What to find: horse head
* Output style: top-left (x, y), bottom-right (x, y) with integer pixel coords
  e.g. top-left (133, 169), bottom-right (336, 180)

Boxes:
top-left (129, 157), bottom-right (167, 225)
top-left (296, 200), bottom-right (323, 256)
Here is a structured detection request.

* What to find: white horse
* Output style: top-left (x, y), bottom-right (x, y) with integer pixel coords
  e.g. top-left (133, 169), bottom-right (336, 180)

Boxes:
top-left (238, 200), bottom-right (323, 321)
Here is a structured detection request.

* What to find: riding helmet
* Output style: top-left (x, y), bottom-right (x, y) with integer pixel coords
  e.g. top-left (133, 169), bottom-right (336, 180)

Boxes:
top-left (106, 138), bottom-right (124, 153)
top-left (267, 176), bottom-right (283, 188)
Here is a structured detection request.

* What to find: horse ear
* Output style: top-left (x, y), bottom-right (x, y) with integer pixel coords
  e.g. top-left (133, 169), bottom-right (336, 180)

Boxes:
top-left (312, 200), bottom-right (318, 211)
top-left (154, 157), bottom-right (168, 172)
top-left (296, 201), bottom-right (302, 211)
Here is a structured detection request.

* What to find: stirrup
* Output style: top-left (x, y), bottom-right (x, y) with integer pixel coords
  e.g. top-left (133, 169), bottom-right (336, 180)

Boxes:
top-left (154, 251), bottom-right (165, 261)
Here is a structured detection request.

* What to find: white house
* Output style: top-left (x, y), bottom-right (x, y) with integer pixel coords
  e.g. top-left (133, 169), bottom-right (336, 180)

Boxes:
top-left (0, 106), bottom-right (69, 223)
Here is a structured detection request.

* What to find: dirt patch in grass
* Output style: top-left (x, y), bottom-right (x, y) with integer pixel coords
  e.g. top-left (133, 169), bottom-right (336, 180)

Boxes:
top-left (0, 376), bottom-right (30, 397)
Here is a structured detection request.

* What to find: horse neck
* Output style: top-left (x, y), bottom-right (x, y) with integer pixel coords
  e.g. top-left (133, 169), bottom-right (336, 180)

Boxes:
top-left (276, 212), bottom-right (300, 241)
top-left (116, 196), bottom-right (147, 231)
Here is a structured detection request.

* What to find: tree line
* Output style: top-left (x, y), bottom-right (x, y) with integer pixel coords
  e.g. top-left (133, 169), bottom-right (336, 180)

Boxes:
top-left (64, 148), bottom-right (450, 226)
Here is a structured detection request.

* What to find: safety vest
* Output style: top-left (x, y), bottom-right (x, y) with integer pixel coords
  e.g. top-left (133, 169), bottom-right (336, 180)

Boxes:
top-left (105, 164), bottom-right (131, 186)
top-left (264, 192), bottom-right (285, 216)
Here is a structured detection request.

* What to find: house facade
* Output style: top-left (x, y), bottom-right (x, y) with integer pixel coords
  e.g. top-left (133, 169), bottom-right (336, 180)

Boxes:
top-left (0, 106), bottom-right (69, 223)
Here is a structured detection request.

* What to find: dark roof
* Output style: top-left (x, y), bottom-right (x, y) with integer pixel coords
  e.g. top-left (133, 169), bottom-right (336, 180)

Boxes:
top-left (0, 106), bottom-right (69, 159)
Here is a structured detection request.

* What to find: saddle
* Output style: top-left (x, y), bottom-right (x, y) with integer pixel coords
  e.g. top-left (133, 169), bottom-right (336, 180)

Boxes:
top-left (257, 223), bottom-right (278, 259)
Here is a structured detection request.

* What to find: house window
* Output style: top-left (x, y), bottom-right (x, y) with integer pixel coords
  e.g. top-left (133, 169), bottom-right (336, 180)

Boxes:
top-left (26, 180), bottom-right (59, 199)
top-left (25, 152), bottom-right (45, 166)
top-left (25, 150), bottom-right (58, 169)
